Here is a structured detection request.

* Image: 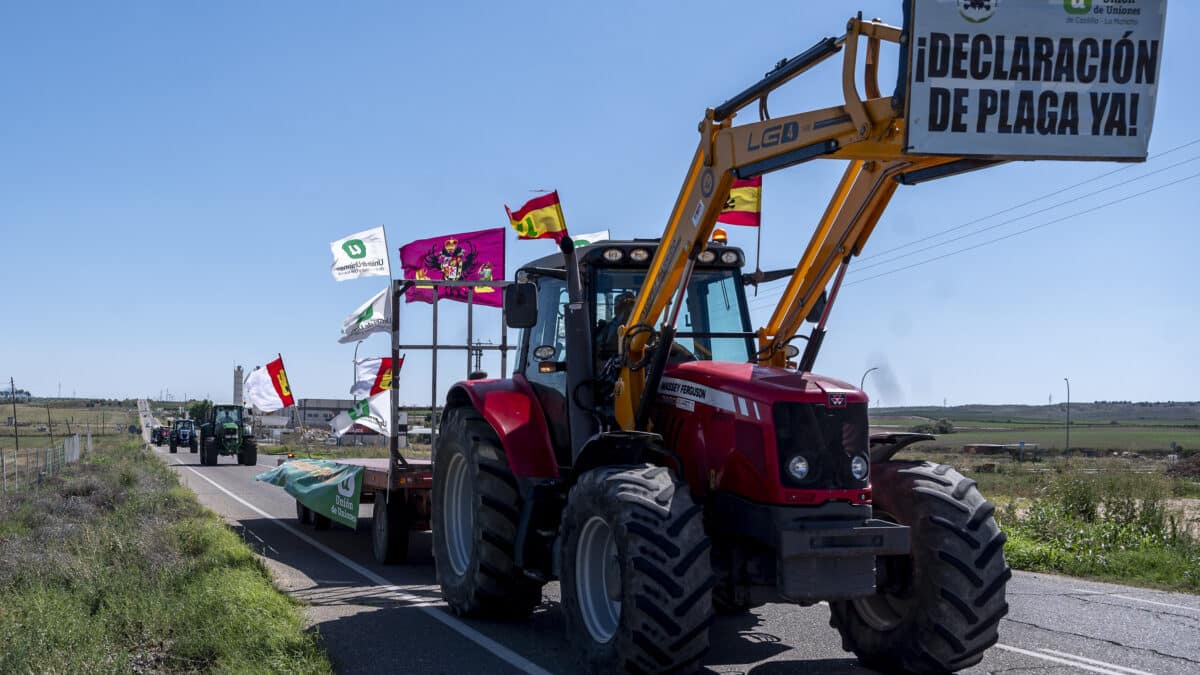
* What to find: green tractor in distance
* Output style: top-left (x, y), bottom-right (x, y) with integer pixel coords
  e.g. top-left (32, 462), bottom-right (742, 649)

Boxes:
top-left (198, 404), bottom-right (258, 466)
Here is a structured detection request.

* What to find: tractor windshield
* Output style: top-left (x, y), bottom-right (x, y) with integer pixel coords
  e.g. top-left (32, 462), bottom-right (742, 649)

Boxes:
top-left (215, 408), bottom-right (240, 424)
top-left (594, 267), bottom-right (754, 363)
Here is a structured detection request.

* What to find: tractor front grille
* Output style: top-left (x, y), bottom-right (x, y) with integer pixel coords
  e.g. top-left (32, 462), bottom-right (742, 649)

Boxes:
top-left (773, 402), bottom-right (869, 490)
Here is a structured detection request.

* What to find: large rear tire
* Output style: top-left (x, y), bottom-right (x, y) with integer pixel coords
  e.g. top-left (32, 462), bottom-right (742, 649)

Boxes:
top-left (561, 464), bottom-right (714, 674)
top-left (372, 489), bottom-right (411, 564)
top-left (432, 406), bottom-right (543, 618)
top-left (169, 440), bottom-right (177, 454)
top-left (189, 438), bottom-right (197, 453)
top-left (830, 461), bottom-right (1010, 674)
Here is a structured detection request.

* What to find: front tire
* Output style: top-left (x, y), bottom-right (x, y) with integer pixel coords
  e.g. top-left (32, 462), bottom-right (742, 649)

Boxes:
top-left (561, 464), bottom-right (714, 674)
top-left (169, 440), bottom-right (177, 454)
top-left (201, 437), bottom-right (217, 466)
top-left (432, 406), bottom-right (543, 618)
top-left (239, 438), bottom-right (258, 466)
top-left (830, 461), bottom-right (1011, 674)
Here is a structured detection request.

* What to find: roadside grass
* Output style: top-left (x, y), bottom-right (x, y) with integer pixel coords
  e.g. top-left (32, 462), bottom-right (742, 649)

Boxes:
top-left (0, 440), bottom-right (331, 673)
top-left (992, 471), bottom-right (1200, 593)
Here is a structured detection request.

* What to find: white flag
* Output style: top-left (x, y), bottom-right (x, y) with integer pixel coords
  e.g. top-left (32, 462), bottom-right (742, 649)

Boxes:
top-left (350, 356), bottom-right (402, 397)
top-left (330, 391), bottom-right (392, 437)
top-left (243, 357), bottom-right (294, 413)
top-left (331, 226), bottom-right (391, 281)
top-left (339, 287), bottom-right (391, 344)
top-left (572, 230), bottom-right (610, 247)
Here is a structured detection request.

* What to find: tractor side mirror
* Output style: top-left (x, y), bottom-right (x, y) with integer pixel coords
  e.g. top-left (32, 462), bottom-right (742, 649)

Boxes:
top-left (806, 291), bottom-right (828, 324)
top-left (505, 282), bottom-right (538, 328)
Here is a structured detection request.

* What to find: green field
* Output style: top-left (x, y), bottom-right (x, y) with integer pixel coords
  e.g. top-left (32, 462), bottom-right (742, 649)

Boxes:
top-left (871, 401), bottom-right (1199, 452)
top-left (1, 401), bottom-right (136, 453)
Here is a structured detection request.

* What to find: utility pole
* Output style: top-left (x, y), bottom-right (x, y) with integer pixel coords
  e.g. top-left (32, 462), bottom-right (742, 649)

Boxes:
top-left (9, 378), bottom-right (18, 456)
top-left (1063, 377), bottom-right (1071, 454)
top-left (46, 406), bottom-right (54, 446)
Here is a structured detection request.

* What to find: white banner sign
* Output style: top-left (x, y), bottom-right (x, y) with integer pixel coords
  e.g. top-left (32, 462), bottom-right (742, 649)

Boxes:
top-left (331, 226), bottom-right (391, 281)
top-left (905, 0), bottom-right (1167, 160)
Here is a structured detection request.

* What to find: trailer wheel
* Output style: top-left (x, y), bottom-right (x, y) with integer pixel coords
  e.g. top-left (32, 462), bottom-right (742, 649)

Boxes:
top-left (830, 461), bottom-right (1010, 674)
top-left (372, 489), bottom-right (411, 564)
top-left (296, 499), bottom-right (313, 525)
top-left (561, 464), bottom-right (714, 674)
top-left (432, 406), bottom-right (543, 618)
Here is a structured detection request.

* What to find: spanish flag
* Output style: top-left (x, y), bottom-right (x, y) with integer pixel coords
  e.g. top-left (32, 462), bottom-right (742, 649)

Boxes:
top-left (506, 191), bottom-right (569, 242)
top-left (717, 176), bottom-right (762, 227)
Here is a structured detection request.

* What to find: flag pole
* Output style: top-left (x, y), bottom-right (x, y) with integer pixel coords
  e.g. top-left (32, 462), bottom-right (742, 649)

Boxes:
top-left (754, 225), bottom-right (763, 298)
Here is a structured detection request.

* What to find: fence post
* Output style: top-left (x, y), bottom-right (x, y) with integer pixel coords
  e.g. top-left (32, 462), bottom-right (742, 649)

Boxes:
top-left (1, 447), bottom-right (6, 497)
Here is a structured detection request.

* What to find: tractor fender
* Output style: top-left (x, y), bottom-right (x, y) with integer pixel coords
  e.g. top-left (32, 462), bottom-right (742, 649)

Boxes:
top-left (869, 433), bottom-right (935, 464)
top-left (443, 376), bottom-right (559, 479)
top-left (571, 431), bottom-right (672, 484)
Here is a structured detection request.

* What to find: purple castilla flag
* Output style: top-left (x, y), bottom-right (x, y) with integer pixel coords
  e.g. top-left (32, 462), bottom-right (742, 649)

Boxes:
top-left (399, 227), bottom-right (506, 308)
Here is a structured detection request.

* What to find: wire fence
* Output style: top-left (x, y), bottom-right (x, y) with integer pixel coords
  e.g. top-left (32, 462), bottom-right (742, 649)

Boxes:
top-left (0, 433), bottom-right (90, 497)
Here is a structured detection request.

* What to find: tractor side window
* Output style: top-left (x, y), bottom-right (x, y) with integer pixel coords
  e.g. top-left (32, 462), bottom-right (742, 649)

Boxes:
top-left (523, 277), bottom-right (568, 391)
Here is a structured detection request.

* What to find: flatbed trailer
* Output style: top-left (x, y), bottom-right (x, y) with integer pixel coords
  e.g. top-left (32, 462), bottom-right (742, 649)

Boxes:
top-left (284, 278), bottom-right (511, 564)
top-left (284, 456), bottom-right (433, 564)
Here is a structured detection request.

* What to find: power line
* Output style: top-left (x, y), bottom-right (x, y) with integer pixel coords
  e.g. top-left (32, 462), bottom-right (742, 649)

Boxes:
top-left (843, 170), bottom-right (1200, 287)
top-left (850, 154), bottom-right (1200, 275)
top-left (857, 136), bottom-right (1200, 263)
top-left (748, 147), bottom-right (1200, 310)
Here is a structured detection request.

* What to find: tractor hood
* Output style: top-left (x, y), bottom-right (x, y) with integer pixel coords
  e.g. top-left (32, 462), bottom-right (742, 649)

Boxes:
top-left (660, 361), bottom-right (866, 410)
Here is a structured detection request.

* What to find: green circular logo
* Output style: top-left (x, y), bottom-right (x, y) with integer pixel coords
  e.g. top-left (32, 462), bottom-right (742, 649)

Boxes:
top-left (343, 239), bottom-right (367, 259)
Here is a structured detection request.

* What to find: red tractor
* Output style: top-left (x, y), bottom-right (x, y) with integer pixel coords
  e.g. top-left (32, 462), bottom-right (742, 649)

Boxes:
top-left (430, 7), bottom-right (1156, 672)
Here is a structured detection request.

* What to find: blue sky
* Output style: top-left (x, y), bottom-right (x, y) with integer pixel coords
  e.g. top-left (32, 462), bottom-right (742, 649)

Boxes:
top-left (1, 1), bottom-right (1195, 407)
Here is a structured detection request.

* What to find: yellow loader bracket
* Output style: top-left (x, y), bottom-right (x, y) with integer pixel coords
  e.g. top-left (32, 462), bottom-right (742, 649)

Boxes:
top-left (615, 2), bottom-right (1167, 431)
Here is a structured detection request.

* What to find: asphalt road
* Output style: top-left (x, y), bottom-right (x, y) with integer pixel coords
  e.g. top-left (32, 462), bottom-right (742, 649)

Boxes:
top-left (135, 404), bottom-right (1200, 674)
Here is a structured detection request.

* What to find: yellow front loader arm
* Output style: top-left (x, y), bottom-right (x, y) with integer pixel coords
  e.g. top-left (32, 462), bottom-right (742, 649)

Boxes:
top-left (614, 16), bottom-right (968, 431)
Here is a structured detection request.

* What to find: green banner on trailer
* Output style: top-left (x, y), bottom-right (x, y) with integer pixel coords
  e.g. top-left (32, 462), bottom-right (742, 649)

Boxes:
top-left (256, 459), bottom-right (363, 528)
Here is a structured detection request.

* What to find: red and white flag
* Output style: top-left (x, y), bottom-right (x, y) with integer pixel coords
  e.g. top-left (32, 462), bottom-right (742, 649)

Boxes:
top-left (245, 356), bottom-right (296, 412)
top-left (350, 356), bottom-right (403, 398)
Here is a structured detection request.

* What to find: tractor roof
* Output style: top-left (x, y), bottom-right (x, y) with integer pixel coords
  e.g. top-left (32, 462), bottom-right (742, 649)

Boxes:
top-left (519, 239), bottom-right (744, 273)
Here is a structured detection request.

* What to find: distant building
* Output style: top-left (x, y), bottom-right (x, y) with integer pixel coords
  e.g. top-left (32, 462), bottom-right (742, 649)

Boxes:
top-left (291, 398), bottom-right (374, 430)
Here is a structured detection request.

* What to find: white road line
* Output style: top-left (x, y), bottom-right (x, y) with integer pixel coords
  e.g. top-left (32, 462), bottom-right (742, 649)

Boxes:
top-left (1072, 588), bottom-right (1200, 613)
top-left (166, 457), bottom-right (552, 675)
top-left (1039, 649), bottom-right (1156, 675)
top-left (995, 644), bottom-right (1148, 675)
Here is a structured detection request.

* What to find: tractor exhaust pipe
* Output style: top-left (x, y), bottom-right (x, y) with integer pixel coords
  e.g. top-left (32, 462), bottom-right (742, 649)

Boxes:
top-left (559, 237), bottom-right (599, 461)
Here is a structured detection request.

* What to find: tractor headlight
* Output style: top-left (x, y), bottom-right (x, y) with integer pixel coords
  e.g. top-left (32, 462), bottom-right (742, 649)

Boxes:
top-left (720, 250), bottom-right (739, 265)
top-left (697, 250), bottom-right (717, 263)
top-left (850, 455), bottom-right (869, 481)
top-left (629, 248), bottom-right (650, 262)
top-left (602, 248), bottom-right (624, 262)
top-left (786, 455), bottom-right (809, 481)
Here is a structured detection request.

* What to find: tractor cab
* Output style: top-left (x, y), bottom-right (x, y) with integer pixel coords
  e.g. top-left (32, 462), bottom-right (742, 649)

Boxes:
top-left (514, 239), bottom-right (753, 460)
